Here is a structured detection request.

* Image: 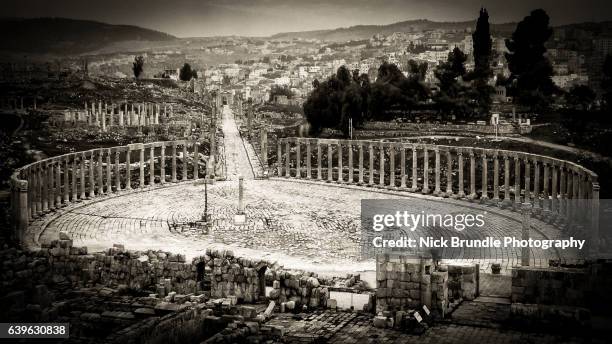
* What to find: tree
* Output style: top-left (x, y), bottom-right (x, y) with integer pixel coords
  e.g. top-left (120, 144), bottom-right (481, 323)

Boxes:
top-left (269, 85), bottom-right (293, 101)
top-left (565, 85), bottom-right (595, 111)
top-left (179, 63), bottom-right (197, 81)
top-left (471, 8), bottom-right (493, 80)
top-left (505, 9), bottom-right (556, 111)
top-left (434, 47), bottom-right (474, 119)
top-left (468, 7), bottom-right (494, 116)
top-left (132, 55), bottom-right (144, 79)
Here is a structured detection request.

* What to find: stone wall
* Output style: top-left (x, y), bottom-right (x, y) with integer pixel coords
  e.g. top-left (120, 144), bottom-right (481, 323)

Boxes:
top-left (511, 266), bottom-right (588, 306)
top-left (375, 255), bottom-right (432, 313)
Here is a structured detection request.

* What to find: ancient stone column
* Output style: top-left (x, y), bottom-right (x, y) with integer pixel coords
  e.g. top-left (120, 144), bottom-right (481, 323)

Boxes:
top-left (114, 150), bottom-right (121, 191)
top-left (260, 129), bottom-right (268, 171)
top-left (590, 183), bottom-right (600, 258)
top-left (457, 150), bottom-right (465, 198)
top-left (469, 150), bottom-right (476, 199)
top-left (551, 163), bottom-right (558, 215)
top-left (379, 142), bottom-right (385, 187)
top-left (140, 145), bottom-right (146, 187)
top-left (63, 157), bottom-right (70, 204)
top-left (328, 143), bottom-right (333, 182)
top-left (296, 139), bottom-right (301, 178)
top-left (358, 143), bottom-right (364, 184)
top-left (55, 160), bottom-right (62, 206)
top-left (172, 143), bottom-right (178, 183)
top-left (89, 152), bottom-right (95, 197)
top-left (348, 142), bottom-right (353, 183)
top-left (119, 110), bottom-right (124, 127)
top-left (150, 145), bottom-right (156, 185)
top-left (317, 142), bottom-right (322, 180)
top-left (97, 150), bottom-right (104, 194)
top-left (502, 154), bottom-right (510, 206)
top-left (481, 152), bottom-right (489, 201)
top-left (193, 143), bottom-right (199, 180)
top-left (542, 162), bottom-right (550, 213)
top-left (533, 159), bottom-right (540, 210)
top-left (160, 143), bottom-right (166, 184)
top-left (389, 144), bottom-right (395, 187)
top-left (446, 149), bottom-right (453, 196)
top-left (422, 147), bottom-right (430, 194)
top-left (277, 141), bottom-right (282, 176)
top-left (238, 175), bottom-right (245, 214)
top-left (126, 148), bottom-right (132, 190)
top-left (106, 149), bottom-right (112, 193)
top-left (36, 166), bottom-right (43, 215)
top-left (492, 151), bottom-right (500, 203)
top-left (524, 158), bottom-right (531, 205)
top-left (306, 139), bottom-right (312, 179)
top-left (411, 146), bottom-right (418, 192)
top-left (102, 103), bottom-right (106, 130)
top-left (514, 156), bottom-right (521, 207)
top-left (109, 104), bottom-right (114, 127)
top-left (521, 203), bottom-right (532, 266)
top-left (559, 166), bottom-right (567, 218)
top-left (42, 165), bottom-right (49, 212)
top-left (12, 179), bottom-right (28, 244)
top-left (433, 148), bottom-right (441, 195)
top-left (337, 142), bottom-right (343, 183)
top-left (79, 153), bottom-right (86, 199)
top-left (400, 146), bottom-right (406, 188)
top-left (368, 143), bottom-right (374, 186)
top-left (285, 140), bottom-right (291, 178)
top-left (155, 105), bottom-right (159, 125)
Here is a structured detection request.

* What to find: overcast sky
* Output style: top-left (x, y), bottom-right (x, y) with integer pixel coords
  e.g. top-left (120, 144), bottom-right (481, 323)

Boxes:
top-left (3, 0), bottom-right (612, 37)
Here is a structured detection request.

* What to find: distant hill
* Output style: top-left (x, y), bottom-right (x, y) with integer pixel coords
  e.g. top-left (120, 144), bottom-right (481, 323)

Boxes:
top-left (0, 17), bottom-right (177, 54)
top-left (269, 19), bottom-right (518, 41)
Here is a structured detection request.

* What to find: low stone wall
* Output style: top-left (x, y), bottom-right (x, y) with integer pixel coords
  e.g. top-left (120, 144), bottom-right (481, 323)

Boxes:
top-left (511, 266), bottom-right (588, 306)
top-left (446, 264), bottom-right (479, 301)
top-left (375, 255), bottom-right (432, 313)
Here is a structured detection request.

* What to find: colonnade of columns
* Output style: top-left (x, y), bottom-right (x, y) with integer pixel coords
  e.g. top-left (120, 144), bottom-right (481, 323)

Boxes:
top-left (80, 101), bottom-right (174, 131)
top-left (10, 140), bottom-right (216, 244)
top-left (275, 138), bottom-right (600, 252)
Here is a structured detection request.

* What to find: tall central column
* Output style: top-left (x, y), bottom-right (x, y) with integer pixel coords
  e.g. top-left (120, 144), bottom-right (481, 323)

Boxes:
top-left (445, 149), bottom-right (453, 197)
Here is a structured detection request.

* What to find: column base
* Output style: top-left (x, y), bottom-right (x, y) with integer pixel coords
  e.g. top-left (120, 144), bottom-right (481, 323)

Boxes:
top-left (421, 188), bottom-right (430, 195)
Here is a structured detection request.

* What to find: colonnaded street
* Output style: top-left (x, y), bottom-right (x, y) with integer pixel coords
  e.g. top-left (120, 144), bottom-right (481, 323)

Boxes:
top-left (30, 106), bottom-right (574, 279)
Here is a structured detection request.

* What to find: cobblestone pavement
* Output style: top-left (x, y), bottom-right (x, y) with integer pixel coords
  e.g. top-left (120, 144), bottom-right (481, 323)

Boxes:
top-left (35, 177), bottom-right (571, 278)
top-left (222, 105), bottom-right (255, 180)
top-left (266, 310), bottom-right (593, 343)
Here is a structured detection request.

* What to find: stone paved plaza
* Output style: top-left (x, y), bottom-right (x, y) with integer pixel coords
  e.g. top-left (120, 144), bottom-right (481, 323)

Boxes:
top-left (32, 177), bottom-right (569, 276)
top-left (25, 106), bottom-right (578, 279)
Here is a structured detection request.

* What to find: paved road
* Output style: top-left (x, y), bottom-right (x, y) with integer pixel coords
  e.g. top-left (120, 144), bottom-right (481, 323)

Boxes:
top-left (221, 105), bottom-right (255, 180)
